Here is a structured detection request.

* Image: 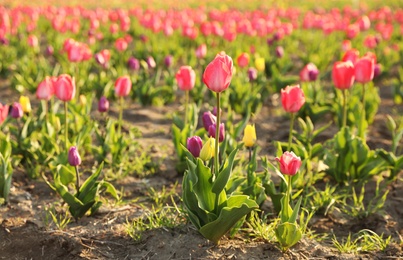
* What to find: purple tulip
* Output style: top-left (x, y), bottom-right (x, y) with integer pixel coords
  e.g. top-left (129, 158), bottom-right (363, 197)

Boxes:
top-left (248, 67), bottom-right (258, 82)
top-left (98, 96), bottom-right (109, 113)
top-left (374, 63), bottom-right (382, 78)
top-left (127, 57), bottom-right (140, 71)
top-left (45, 45), bottom-right (54, 56)
top-left (68, 146), bottom-right (82, 167)
top-left (187, 136), bottom-right (203, 158)
top-left (275, 46), bottom-right (284, 58)
top-left (202, 111), bottom-right (216, 131)
top-left (208, 123), bottom-right (225, 143)
top-left (11, 102), bottom-right (23, 119)
top-left (164, 55), bottom-right (173, 68)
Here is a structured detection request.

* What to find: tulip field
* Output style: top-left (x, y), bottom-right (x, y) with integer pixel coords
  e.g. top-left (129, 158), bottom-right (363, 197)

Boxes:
top-left (1, 1), bottom-right (403, 259)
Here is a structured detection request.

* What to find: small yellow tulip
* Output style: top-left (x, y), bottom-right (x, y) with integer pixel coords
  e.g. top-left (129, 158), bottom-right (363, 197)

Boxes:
top-left (242, 124), bottom-right (257, 148)
top-left (79, 95), bottom-right (87, 106)
top-left (255, 57), bottom-right (265, 72)
top-left (19, 96), bottom-right (32, 113)
top-left (199, 137), bottom-right (216, 161)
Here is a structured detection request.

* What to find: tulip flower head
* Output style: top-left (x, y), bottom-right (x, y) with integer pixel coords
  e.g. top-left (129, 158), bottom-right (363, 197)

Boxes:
top-left (208, 123), bottom-right (225, 142)
top-left (275, 46), bottom-right (284, 58)
top-left (203, 53), bottom-right (233, 93)
top-left (202, 111), bottom-right (216, 131)
top-left (114, 76), bottom-right (132, 97)
top-left (247, 67), bottom-right (258, 82)
top-left (0, 103), bottom-right (9, 125)
top-left (355, 56), bottom-right (375, 84)
top-left (98, 96), bottom-right (109, 113)
top-left (300, 63), bottom-right (319, 82)
top-left (175, 66), bottom-right (196, 91)
top-left (187, 136), bottom-right (203, 158)
top-left (242, 124), bottom-right (257, 148)
top-left (146, 56), bottom-right (156, 69)
top-left (281, 85), bottom-right (306, 113)
top-left (342, 49), bottom-right (360, 64)
top-left (36, 76), bottom-right (55, 100)
top-left (127, 57), bottom-right (140, 71)
top-left (276, 151), bottom-right (302, 176)
top-left (199, 137), bottom-right (215, 161)
top-left (255, 57), bottom-right (265, 72)
top-left (164, 55), bottom-right (173, 68)
top-left (19, 96), bottom-right (32, 113)
top-left (196, 43), bottom-right (207, 59)
top-left (11, 102), bottom-right (23, 119)
top-left (68, 146), bottom-right (81, 167)
top-left (332, 61), bottom-right (355, 90)
top-left (237, 52), bottom-right (250, 68)
top-left (55, 74), bottom-right (76, 102)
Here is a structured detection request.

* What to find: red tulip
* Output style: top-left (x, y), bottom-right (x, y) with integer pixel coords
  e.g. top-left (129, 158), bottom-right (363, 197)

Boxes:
top-left (114, 76), bottom-right (132, 97)
top-left (342, 49), bottom-right (360, 64)
top-left (0, 103), bottom-right (9, 125)
top-left (276, 151), bottom-right (302, 176)
top-left (54, 74), bottom-right (76, 102)
top-left (237, 53), bottom-right (250, 68)
top-left (36, 76), bottom-right (55, 100)
top-left (115, 38), bottom-right (127, 52)
top-left (355, 56), bottom-right (375, 84)
top-left (175, 66), bottom-right (196, 91)
top-left (281, 85), bottom-right (305, 113)
top-left (332, 61), bottom-right (355, 90)
top-left (203, 53), bottom-right (233, 93)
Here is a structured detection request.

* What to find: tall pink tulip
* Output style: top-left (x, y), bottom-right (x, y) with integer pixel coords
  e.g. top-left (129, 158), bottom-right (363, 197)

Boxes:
top-left (332, 61), bottom-right (355, 90)
top-left (281, 85), bottom-right (305, 113)
top-left (355, 56), bottom-right (375, 84)
top-left (175, 66), bottom-right (196, 91)
top-left (114, 76), bottom-right (132, 97)
top-left (55, 74), bottom-right (76, 102)
top-left (36, 76), bottom-right (55, 100)
top-left (203, 53), bottom-right (233, 93)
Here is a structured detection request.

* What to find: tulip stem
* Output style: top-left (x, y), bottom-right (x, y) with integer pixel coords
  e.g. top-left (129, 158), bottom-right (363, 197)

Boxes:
top-left (342, 89), bottom-right (347, 128)
top-left (64, 102), bottom-right (68, 150)
top-left (118, 96), bottom-right (124, 136)
top-left (75, 166), bottom-right (80, 195)
top-left (184, 90), bottom-right (189, 127)
top-left (359, 83), bottom-right (367, 139)
top-left (214, 92), bottom-right (220, 175)
top-left (288, 113), bottom-right (295, 151)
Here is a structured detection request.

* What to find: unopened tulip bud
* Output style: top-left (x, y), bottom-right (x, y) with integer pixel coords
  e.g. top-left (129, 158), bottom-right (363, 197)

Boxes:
top-left (11, 102), bottom-right (23, 119)
top-left (68, 146), bottom-right (81, 167)
top-left (19, 96), bottom-right (32, 113)
top-left (275, 46), bottom-right (284, 58)
top-left (98, 96), bottom-right (109, 113)
top-left (127, 57), bottom-right (140, 71)
top-left (208, 123), bottom-right (225, 143)
top-left (242, 124), bottom-right (257, 148)
top-left (146, 56), bottom-right (156, 69)
top-left (164, 55), bottom-right (173, 68)
top-left (373, 63), bottom-right (382, 78)
top-left (202, 111), bottom-right (216, 131)
top-left (248, 67), bottom-right (258, 82)
top-left (199, 137), bottom-right (215, 161)
top-left (187, 136), bottom-right (203, 158)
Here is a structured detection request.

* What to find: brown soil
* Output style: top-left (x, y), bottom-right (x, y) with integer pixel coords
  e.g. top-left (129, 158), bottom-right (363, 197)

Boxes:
top-left (1, 79), bottom-right (403, 260)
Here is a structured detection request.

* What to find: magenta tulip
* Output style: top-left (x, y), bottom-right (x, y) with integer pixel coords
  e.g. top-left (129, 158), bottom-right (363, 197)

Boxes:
top-left (187, 136), bottom-right (203, 158)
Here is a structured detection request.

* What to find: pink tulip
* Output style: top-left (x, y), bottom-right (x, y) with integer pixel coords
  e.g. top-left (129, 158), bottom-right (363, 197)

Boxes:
top-left (36, 76), bottom-right (55, 100)
top-left (237, 53), bottom-right (250, 68)
top-left (299, 63), bottom-right (319, 82)
top-left (196, 44), bottom-right (207, 59)
top-left (332, 61), bottom-right (355, 90)
top-left (98, 96), bottom-right (109, 113)
top-left (276, 151), bottom-right (302, 176)
top-left (355, 56), bottom-right (375, 84)
top-left (54, 74), bottom-right (76, 102)
top-left (27, 34), bottom-right (38, 47)
top-left (203, 53), bottom-right (233, 93)
top-left (115, 38), bottom-right (127, 52)
top-left (114, 76), bottom-right (132, 97)
top-left (281, 85), bottom-right (306, 113)
top-left (342, 49), bottom-right (360, 64)
top-left (175, 66), bottom-right (196, 91)
top-left (0, 103), bottom-right (9, 125)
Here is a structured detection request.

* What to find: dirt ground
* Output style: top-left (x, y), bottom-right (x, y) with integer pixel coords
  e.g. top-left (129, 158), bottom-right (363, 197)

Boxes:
top-left (1, 79), bottom-right (403, 260)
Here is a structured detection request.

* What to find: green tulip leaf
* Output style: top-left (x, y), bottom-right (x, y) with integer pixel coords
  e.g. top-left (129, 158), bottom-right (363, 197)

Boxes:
top-left (212, 149), bottom-right (238, 195)
top-left (275, 222), bottom-right (302, 251)
top-left (199, 195), bottom-right (258, 244)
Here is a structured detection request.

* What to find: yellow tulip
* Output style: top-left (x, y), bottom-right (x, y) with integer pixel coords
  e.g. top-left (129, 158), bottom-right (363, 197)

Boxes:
top-left (19, 96), bottom-right (32, 113)
top-left (79, 95), bottom-right (87, 106)
top-left (242, 124), bottom-right (257, 148)
top-left (199, 137), bottom-right (216, 161)
top-left (255, 57), bottom-right (265, 72)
